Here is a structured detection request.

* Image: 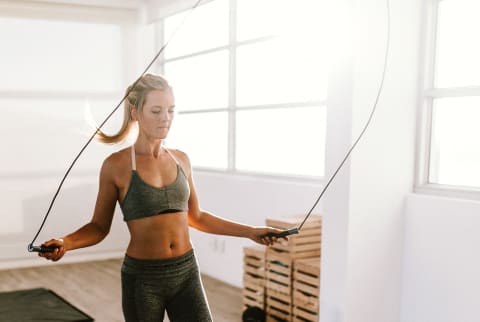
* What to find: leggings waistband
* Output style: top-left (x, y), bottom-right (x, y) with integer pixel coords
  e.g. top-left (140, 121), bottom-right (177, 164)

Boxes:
top-left (122, 249), bottom-right (195, 271)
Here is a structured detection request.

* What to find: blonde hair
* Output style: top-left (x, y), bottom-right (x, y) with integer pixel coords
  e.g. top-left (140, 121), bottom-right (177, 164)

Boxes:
top-left (96, 73), bottom-right (172, 144)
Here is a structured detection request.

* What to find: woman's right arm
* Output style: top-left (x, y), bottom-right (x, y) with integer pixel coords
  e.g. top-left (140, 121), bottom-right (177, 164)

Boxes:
top-left (39, 156), bottom-right (119, 261)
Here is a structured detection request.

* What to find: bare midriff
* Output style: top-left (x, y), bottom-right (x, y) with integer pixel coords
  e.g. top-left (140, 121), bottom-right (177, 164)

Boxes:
top-left (125, 212), bottom-right (192, 259)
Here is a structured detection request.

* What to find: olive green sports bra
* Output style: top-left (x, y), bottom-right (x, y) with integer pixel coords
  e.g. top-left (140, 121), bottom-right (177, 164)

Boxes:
top-left (119, 146), bottom-right (190, 221)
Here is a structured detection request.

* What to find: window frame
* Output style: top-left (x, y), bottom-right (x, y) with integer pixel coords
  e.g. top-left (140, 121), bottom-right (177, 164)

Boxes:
top-left (155, 0), bottom-right (326, 181)
top-left (415, 0), bottom-right (480, 200)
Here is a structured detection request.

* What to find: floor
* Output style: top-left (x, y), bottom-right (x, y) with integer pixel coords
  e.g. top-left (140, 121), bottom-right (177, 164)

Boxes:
top-left (0, 258), bottom-right (243, 322)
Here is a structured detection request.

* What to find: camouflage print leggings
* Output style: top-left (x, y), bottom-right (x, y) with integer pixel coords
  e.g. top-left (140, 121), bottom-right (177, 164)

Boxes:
top-left (121, 249), bottom-right (212, 322)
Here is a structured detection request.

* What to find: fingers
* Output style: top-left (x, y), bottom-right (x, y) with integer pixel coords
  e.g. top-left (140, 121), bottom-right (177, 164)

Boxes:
top-left (260, 235), bottom-right (277, 246)
top-left (266, 228), bottom-right (290, 241)
top-left (38, 239), bottom-right (65, 262)
top-left (38, 247), bottom-right (61, 261)
top-left (257, 227), bottom-right (289, 246)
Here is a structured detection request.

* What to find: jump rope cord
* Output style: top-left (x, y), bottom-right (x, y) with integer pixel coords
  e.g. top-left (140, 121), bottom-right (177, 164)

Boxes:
top-left (28, 0), bottom-right (204, 250)
top-left (29, 0), bottom-right (390, 248)
top-left (298, 0), bottom-right (391, 231)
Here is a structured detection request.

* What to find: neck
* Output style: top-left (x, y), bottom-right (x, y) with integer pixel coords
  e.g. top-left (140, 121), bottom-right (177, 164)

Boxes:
top-left (134, 139), bottom-right (165, 158)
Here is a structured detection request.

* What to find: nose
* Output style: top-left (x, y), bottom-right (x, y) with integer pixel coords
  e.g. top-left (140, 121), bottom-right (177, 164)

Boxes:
top-left (159, 109), bottom-right (172, 121)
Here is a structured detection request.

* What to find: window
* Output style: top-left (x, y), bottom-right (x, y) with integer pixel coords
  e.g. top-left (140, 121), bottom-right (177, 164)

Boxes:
top-left (421, 0), bottom-right (480, 190)
top-left (0, 16), bottom-right (126, 173)
top-left (0, 18), bottom-right (122, 91)
top-left (162, 0), bottom-right (328, 177)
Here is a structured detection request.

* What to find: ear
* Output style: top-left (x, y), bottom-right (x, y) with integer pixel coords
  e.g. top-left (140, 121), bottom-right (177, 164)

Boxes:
top-left (131, 108), bottom-right (138, 121)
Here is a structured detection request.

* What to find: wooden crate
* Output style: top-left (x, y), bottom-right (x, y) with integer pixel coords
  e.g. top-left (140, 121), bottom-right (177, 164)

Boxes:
top-left (266, 248), bottom-right (294, 296)
top-left (243, 280), bottom-right (265, 309)
top-left (244, 246), bottom-right (266, 280)
top-left (266, 289), bottom-right (293, 322)
top-left (243, 246), bottom-right (266, 310)
top-left (293, 258), bottom-right (320, 322)
top-left (293, 306), bottom-right (319, 322)
top-left (266, 215), bottom-right (322, 259)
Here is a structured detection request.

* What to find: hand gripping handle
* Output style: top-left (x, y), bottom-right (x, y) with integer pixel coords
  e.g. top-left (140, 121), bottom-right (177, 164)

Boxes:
top-left (28, 244), bottom-right (58, 253)
top-left (265, 227), bottom-right (299, 238)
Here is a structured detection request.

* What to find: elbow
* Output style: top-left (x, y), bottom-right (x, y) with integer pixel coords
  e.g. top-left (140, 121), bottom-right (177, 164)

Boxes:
top-left (98, 227), bottom-right (110, 241)
top-left (92, 222), bottom-right (110, 241)
top-left (188, 210), bottom-right (204, 230)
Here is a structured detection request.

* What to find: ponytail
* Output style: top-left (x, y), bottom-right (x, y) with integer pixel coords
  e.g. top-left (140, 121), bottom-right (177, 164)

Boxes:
top-left (95, 74), bottom-right (172, 144)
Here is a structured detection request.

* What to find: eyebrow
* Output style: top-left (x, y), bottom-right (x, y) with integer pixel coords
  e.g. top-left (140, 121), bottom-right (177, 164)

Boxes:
top-left (151, 105), bottom-right (175, 109)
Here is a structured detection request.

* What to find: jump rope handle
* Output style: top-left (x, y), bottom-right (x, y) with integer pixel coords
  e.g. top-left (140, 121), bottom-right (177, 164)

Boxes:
top-left (265, 227), bottom-right (299, 238)
top-left (28, 245), bottom-right (58, 253)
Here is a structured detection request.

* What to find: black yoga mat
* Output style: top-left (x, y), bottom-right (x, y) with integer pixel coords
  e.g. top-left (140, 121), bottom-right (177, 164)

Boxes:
top-left (0, 288), bottom-right (93, 321)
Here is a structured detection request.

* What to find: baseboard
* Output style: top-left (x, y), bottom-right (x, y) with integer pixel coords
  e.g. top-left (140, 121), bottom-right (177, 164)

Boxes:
top-left (0, 250), bottom-right (125, 270)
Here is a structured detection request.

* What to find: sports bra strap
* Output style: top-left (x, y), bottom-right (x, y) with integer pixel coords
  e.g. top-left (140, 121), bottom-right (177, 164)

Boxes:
top-left (165, 148), bottom-right (179, 165)
top-left (130, 145), bottom-right (179, 170)
top-left (131, 145), bottom-right (136, 171)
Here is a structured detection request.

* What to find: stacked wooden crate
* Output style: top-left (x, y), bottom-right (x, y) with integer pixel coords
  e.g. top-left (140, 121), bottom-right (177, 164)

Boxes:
top-left (243, 245), bottom-right (267, 311)
top-left (265, 248), bottom-right (294, 321)
top-left (292, 258), bottom-right (321, 322)
top-left (265, 215), bottom-right (322, 322)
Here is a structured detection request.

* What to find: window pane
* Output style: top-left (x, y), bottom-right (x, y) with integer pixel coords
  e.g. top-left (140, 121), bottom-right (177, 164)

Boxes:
top-left (0, 98), bottom-right (122, 173)
top-left (429, 97), bottom-right (480, 187)
top-left (164, 51), bottom-right (229, 110)
top-left (167, 112), bottom-right (228, 169)
top-left (237, 0), bottom-right (326, 42)
top-left (435, 1), bottom-right (480, 87)
top-left (236, 106), bottom-right (326, 176)
top-left (237, 0), bottom-right (283, 41)
top-left (0, 18), bottom-right (122, 91)
top-left (236, 39), bottom-right (327, 106)
top-left (164, 0), bottom-right (228, 58)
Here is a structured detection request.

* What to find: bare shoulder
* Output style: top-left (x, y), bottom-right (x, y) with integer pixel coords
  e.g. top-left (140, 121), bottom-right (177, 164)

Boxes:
top-left (168, 148), bottom-right (192, 175)
top-left (101, 148), bottom-right (131, 179)
top-left (168, 148), bottom-right (190, 164)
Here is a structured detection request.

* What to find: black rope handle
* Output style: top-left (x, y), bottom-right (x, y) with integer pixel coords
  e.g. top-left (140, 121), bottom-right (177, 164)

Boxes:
top-left (28, 0), bottom-right (204, 252)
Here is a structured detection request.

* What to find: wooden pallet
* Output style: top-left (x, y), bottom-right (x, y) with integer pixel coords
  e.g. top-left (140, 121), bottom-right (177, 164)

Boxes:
top-left (293, 258), bottom-right (320, 322)
top-left (266, 249), bottom-right (294, 295)
top-left (292, 306), bottom-right (319, 322)
top-left (243, 279), bottom-right (265, 309)
top-left (266, 214), bottom-right (322, 232)
top-left (266, 215), bottom-right (322, 259)
top-left (266, 289), bottom-right (293, 322)
top-left (244, 245), bottom-right (266, 261)
top-left (244, 246), bottom-right (266, 280)
top-left (243, 246), bottom-right (266, 310)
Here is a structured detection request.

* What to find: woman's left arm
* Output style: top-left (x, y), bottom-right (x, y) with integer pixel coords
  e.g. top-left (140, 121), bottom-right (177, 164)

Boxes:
top-left (178, 151), bottom-right (284, 246)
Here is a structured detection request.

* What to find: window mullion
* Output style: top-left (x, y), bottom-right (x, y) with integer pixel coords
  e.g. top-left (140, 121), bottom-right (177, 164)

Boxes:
top-left (425, 86), bottom-right (480, 98)
top-left (155, 19), bottom-right (165, 75)
top-left (423, 1), bottom-right (439, 186)
top-left (228, 0), bottom-right (237, 171)
top-left (417, 0), bottom-right (439, 188)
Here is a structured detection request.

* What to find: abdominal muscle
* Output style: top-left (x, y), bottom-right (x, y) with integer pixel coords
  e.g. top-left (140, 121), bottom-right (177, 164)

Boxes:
top-left (125, 211), bottom-right (192, 259)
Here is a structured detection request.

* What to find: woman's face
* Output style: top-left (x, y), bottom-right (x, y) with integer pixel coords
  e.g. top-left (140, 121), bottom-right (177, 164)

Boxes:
top-left (135, 89), bottom-right (175, 140)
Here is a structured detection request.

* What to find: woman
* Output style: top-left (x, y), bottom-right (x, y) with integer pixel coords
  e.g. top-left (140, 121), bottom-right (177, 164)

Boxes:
top-left (39, 74), bottom-right (284, 322)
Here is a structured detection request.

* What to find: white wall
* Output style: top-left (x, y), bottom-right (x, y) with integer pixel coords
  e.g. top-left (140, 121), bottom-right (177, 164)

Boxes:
top-left (0, 2), bottom-right (139, 269)
top-left (320, 0), bottom-right (421, 321)
top-left (189, 171), bottom-right (322, 287)
top-left (0, 172), bottom-right (130, 269)
top-left (401, 194), bottom-right (480, 322)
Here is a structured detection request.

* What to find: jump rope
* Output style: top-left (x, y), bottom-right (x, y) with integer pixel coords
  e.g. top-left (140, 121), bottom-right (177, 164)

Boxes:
top-left (28, 0), bottom-right (390, 252)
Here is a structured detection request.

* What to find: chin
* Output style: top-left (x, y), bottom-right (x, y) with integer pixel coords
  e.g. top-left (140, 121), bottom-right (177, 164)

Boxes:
top-left (157, 129), bottom-right (170, 137)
